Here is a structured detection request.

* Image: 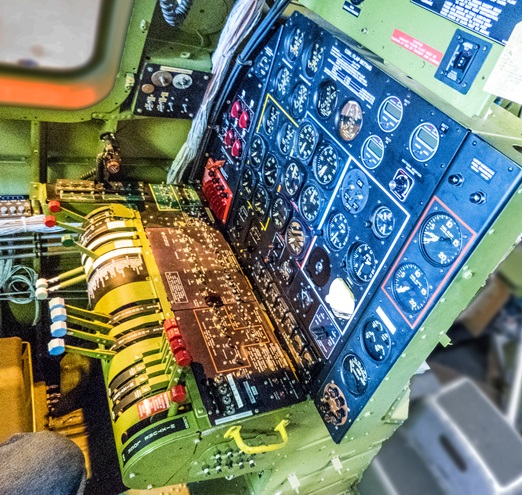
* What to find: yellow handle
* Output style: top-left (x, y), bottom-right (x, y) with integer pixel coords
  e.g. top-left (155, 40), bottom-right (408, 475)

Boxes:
top-left (224, 419), bottom-right (290, 455)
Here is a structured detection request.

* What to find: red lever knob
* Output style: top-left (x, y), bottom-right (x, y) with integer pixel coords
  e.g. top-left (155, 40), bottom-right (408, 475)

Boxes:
top-left (44, 215), bottom-right (57, 228)
top-left (48, 200), bottom-right (61, 213)
top-left (175, 349), bottom-right (192, 367)
top-left (170, 384), bottom-right (187, 403)
top-left (224, 129), bottom-right (235, 147)
top-left (230, 100), bottom-right (243, 119)
top-left (238, 111), bottom-right (250, 129)
top-left (231, 139), bottom-right (242, 158)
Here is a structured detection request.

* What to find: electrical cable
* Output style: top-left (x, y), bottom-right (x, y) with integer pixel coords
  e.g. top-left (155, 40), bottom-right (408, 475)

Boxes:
top-left (0, 215), bottom-right (65, 236)
top-left (159, 0), bottom-right (194, 28)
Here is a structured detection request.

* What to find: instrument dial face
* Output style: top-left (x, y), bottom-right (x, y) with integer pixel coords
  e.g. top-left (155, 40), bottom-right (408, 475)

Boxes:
top-left (341, 169), bottom-right (370, 214)
top-left (410, 122), bottom-right (439, 162)
top-left (348, 242), bottom-right (378, 284)
top-left (233, 203), bottom-right (250, 231)
top-left (371, 205), bottom-right (395, 239)
top-left (279, 258), bottom-right (295, 284)
top-left (297, 122), bottom-right (318, 161)
top-left (363, 320), bottom-right (391, 362)
top-left (316, 80), bottom-right (338, 119)
top-left (263, 154), bottom-right (279, 189)
top-left (278, 121), bottom-right (296, 155)
top-left (313, 144), bottom-right (339, 187)
top-left (263, 104), bottom-right (280, 136)
top-left (393, 262), bottom-right (430, 313)
top-left (285, 219), bottom-right (308, 257)
top-left (271, 195), bottom-right (290, 231)
top-left (291, 83), bottom-right (309, 118)
top-left (275, 66), bottom-right (292, 100)
top-left (420, 213), bottom-right (463, 266)
top-left (249, 134), bottom-right (265, 168)
top-left (287, 27), bottom-right (304, 61)
top-left (305, 41), bottom-right (325, 77)
top-left (240, 166), bottom-right (255, 197)
top-left (378, 96), bottom-right (403, 133)
top-left (342, 353), bottom-right (368, 396)
top-left (361, 135), bottom-right (384, 170)
top-left (339, 100), bottom-right (363, 141)
top-left (283, 161), bottom-right (304, 197)
top-left (299, 184), bottom-right (322, 223)
top-left (326, 212), bottom-right (350, 251)
top-left (298, 288), bottom-right (314, 312)
top-left (253, 185), bottom-right (269, 218)
top-left (254, 53), bottom-right (272, 79)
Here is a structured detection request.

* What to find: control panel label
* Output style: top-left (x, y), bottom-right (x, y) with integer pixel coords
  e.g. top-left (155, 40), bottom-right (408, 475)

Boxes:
top-left (391, 29), bottom-right (443, 66)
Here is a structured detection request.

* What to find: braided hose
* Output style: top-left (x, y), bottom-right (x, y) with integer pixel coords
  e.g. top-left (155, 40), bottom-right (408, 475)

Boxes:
top-left (159, 0), bottom-right (194, 28)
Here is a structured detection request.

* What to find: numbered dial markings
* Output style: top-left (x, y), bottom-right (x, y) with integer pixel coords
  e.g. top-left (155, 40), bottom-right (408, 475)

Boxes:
top-left (291, 83), bottom-right (309, 118)
top-left (363, 320), bottom-right (391, 362)
top-left (278, 122), bottom-right (296, 156)
top-left (393, 262), bottom-right (430, 313)
top-left (297, 122), bottom-right (318, 161)
top-left (275, 66), bottom-right (292, 100)
top-left (271, 195), bottom-right (290, 231)
top-left (371, 205), bottom-right (395, 239)
top-left (299, 184), bottom-right (322, 223)
top-left (283, 161), bottom-right (304, 197)
top-left (254, 53), bottom-right (272, 79)
top-left (263, 104), bottom-right (280, 136)
top-left (420, 213), bottom-right (463, 266)
top-left (316, 80), bottom-right (338, 119)
top-left (342, 353), bottom-right (368, 396)
top-left (249, 134), bottom-right (266, 167)
top-left (339, 100), bottom-right (363, 141)
top-left (240, 166), bottom-right (255, 197)
top-left (287, 27), bottom-right (305, 61)
top-left (326, 212), bottom-right (350, 251)
top-left (263, 154), bottom-right (279, 188)
top-left (313, 144), bottom-right (339, 187)
top-left (253, 185), bottom-right (269, 218)
top-left (305, 41), bottom-right (325, 77)
top-left (285, 219), bottom-right (308, 257)
top-left (348, 242), bottom-right (378, 284)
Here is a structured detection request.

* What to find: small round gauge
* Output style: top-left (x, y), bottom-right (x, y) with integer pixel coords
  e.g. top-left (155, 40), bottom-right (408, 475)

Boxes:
top-left (283, 161), bottom-right (304, 197)
top-left (420, 213), bottom-right (463, 266)
top-left (363, 319), bottom-right (391, 362)
top-left (378, 96), bottom-right (403, 133)
top-left (304, 41), bottom-right (325, 77)
top-left (313, 144), bottom-right (339, 187)
top-left (263, 104), bottom-right (280, 136)
top-left (339, 100), bottom-right (363, 141)
top-left (297, 122), bottom-right (318, 161)
top-left (263, 154), bottom-right (279, 189)
top-left (279, 258), bottom-right (295, 285)
top-left (341, 169), bottom-right (370, 214)
top-left (316, 80), bottom-right (338, 119)
top-left (285, 219), bottom-right (308, 257)
top-left (410, 122), bottom-right (440, 162)
top-left (298, 288), bottom-right (314, 312)
top-left (271, 195), bottom-right (290, 231)
top-left (361, 135), bottom-right (385, 170)
top-left (299, 184), bottom-right (322, 223)
top-left (348, 242), bottom-right (378, 284)
top-left (326, 212), bottom-right (350, 251)
top-left (393, 262), bottom-right (430, 313)
top-left (240, 166), bottom-right (255, 197)
top-left (254, 53), bottom-right (272, 79)
top-left (275, 66), bottom-right (292, 100)
top-left (371, 205), bottom-right (395, 239)
top-left (342, 353), bottom-right (368, 396)
top-left (287, 27), bottom-right (305, 61)
top-left (252, 185), bottom-right (269, 218)
top-left (249, 134), bottom-right (265, 167)
top-left (291, 83), bottom-right (309, 119)
top-left (278, 121), bottom-right (296, 156)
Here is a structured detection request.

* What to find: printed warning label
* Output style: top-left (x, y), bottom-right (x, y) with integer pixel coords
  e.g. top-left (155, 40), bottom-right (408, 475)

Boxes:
top-left (165, 271), bottom-right (188, 304)
top-left (391, 29), bottom-right (444, 65)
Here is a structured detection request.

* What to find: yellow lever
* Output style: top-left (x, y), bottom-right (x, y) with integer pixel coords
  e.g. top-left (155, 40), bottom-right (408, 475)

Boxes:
top-left (224, 419), bottom-right (290, 455)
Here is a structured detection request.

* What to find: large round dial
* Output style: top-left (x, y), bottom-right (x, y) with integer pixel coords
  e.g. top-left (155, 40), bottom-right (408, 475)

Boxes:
top-left (393, 262), bottom-right (430, 313)
top-left (299, 184), bottom-right (322, 223)
top-left (326, 212), bottom-right (350, 251)
top-left (297, 122), bottom-right (318, 161)
top-left (363, 319), bottom-right (391, 362)
top-left (283, 161), bottom-right (304, 197)
top-left (263, 104), bottom-right (280, 136)
top-left (342, 353), bottom-right (368, 396)
top-left (287, 27), bottom-right (304, 61)
top-left (341, 169), bottom-right (370, 214)
top-left (291, 83), bottom-right (309, 118)
top-left (249, 134), bottom-right (265, 168)
top-left (271, 195), bottom-right (290, 231)
top-left (339, 100), bottom-right (363, 141)
top-left (316, 80), bottom-right (338, 119)
top-left (253, 185), bottom-right (269, 218)
top-left (275, 66), bottom-right (292, 100)
top-left (361, 135), bottom-right (384, 170)
top-left (240, 166), bottom-right (255, 197)
top-left (410, 122), bottom-right (439, 162)
top-left (304, 41), bottom-right (325, 77)
top-left (348, 242), bottom-right (378, 284)
top-left (378, 96), bottom-right (403, 133)
top-left (313, 144), bottom-right (339, 187)
top-left (420, 213), bottom-right (463, 266)
top-left (285, 219), bottom-right (308, 257)
top-left (371, 205), bottom-right (395, 239)
top-left (263, 154), bottom-right (279, 189)
top-left (278, 121), bottom-right (296, 156)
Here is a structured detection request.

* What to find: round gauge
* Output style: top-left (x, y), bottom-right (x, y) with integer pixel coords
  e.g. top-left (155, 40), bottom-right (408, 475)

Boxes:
top-left (151, 70), bottom-right (173, 87)
top-left (313, 144), bottom-right (339, 187)
top-left (287, 27), bottom-right (305, 61)
top-left (304, 41), bottom-right (325, 77)
top-left (371, 205), bottom-right (395, 239)
top-left (342, 353), bottom-right (368, 396)
top-left (263, 104), bottom-right (280, 136)
top-left (285, 219), bottom-right (308, 257)
top-left (378, 96), bottom-right (403, 133)
top-left (275, 66), bottom-right (292, 100)
top-left (420, 213), bottom-right (463, 266)
top-left (298, 288), bottom-right (314, 313)
top-left (291, 83), bottom-right (309, 119)
top-left (326, 212), bottom-right (350, 251)
top-left (341, 169), bottom-right (370, 214)
top-left (316, 80), bottom-right (338, 119)
top-left (240, 166), bottom-right (255, 197)
top-left (339, 100), bottom-right (363, 141)
top-left (363, 320), bottom-right (391, 362)
top-left (271, 195), bottom-right (290, 231)
top-left (249, 134), bottom-right (265, 167)
top-left (348, 242), bottom-right (378, 284)
top-left (254, 53), bottom-right (272, 79)
top-left (305, 246), bottom-right (331, 288)
top-left (283, 161), bottom-right (304, 197)
top-left (253, 185), bottom-right (269, 218)
top-left (297, 122), bottom-right (318, 161)
top-left (279, 258), bottom-right (295, 285)
top-left (393, 262), bottom-right (430, 313)
top-left (263, 154), bottom-right (279, 189)
top-left (410, 122), bottom-right (440, 162)
top-left (278, 121), bottom-right (296, 156)
top-left (299, 184), bottom-right (322, 223)
top-left (361, 135), bottom-right (384, 170)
